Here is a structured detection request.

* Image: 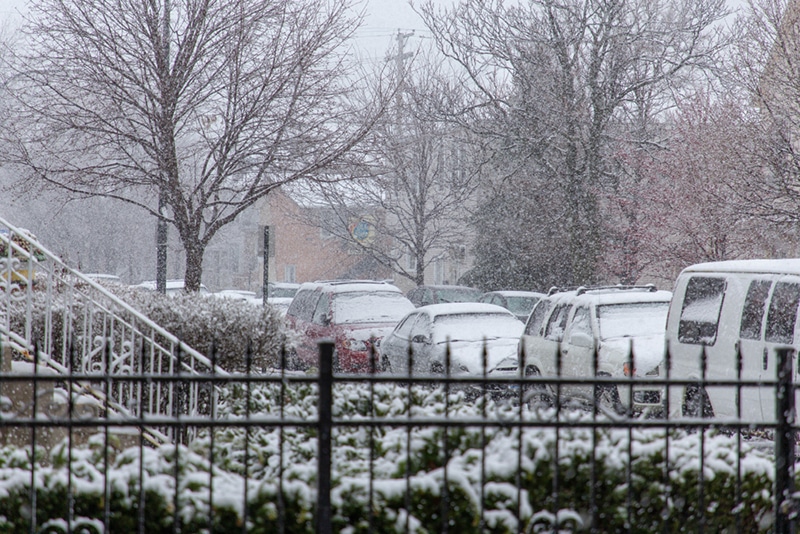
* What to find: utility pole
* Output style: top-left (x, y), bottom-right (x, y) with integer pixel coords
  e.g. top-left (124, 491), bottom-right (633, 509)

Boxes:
top-left (391, 30), bottom-right (414, 112)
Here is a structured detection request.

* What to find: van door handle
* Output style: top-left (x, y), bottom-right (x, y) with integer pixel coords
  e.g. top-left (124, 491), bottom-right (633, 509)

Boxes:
top-left (763, 348), bottom-right (768, 371)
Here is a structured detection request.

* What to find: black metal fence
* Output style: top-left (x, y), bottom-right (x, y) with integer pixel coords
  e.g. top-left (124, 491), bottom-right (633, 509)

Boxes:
top-left (0, 341), bottom-right (798, 533)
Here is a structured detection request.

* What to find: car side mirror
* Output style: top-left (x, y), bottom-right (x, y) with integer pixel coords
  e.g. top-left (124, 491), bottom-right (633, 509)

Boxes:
top-left (411, 334), bottom-right (429, 344)
top-left (569, 332), bottom-right (594, 348)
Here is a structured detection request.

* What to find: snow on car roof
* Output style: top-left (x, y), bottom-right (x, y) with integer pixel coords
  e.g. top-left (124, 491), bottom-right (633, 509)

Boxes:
top-left (417, 302), bottom-right (517, 318)
top-left (570, 288), bottom-right (672, 306)
top-left (486, 290), bottom-right (546, 298)
top-left (682, 258), bottom-right (800, 276)
top-left (298, 280), bottom-right (403, 294)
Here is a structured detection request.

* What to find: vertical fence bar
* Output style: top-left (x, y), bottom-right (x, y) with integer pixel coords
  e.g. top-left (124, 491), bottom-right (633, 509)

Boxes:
top-left (775, 347), bottom-right (795, 534)
top-left (317, 341), bottom-right (334, 534)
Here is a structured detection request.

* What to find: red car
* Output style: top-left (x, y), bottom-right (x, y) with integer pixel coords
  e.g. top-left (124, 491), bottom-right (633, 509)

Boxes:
top-left (285, 280), bottom-right (415, 372)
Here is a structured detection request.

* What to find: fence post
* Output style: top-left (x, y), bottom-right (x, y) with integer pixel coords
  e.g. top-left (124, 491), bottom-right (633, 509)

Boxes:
top-left (317, 341), bottom-right (334, 534)
top-left (775, 347), bottom-right (796, 534)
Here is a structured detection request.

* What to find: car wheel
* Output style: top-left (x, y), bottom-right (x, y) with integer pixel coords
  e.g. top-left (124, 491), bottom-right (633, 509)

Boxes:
top-left (682, 385), bottom-right (714, 418)
top-left (523, 366), bottom-right (553, 410)
top-left (594, 373), bottom-right (625, 415)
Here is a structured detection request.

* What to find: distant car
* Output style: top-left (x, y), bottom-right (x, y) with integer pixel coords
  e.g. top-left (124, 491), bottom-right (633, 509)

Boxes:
top-left (135, 279), bottom-right (212, 296)
top-left (284, 280), bottom-right (415, 372)
top-left (268, 282), bottom-right (300, 299)
top-left (379, 303), bottom-right (524, 377)
top-left (406, 285), bottom-right (482, 307)
top-left (479, 290), bottom-right (546, 322)
top-left (215, 289), bottom-right (258, 302)
top-left (511, 285), bottom-right (671, 415)
top-left (83, 273), bottom-right (123, 285)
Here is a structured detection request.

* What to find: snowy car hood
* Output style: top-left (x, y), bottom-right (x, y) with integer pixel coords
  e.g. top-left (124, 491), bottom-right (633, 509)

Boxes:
top-left (433, 337), bottom-right (520, 374)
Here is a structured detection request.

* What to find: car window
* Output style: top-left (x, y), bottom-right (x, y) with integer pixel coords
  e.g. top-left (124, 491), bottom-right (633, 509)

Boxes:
top-left (597, 302), bottom-right (669, 340)
top-left (332, 292), bottom-right (415, 324)
top-left (545, 304), bottom-right (572, 341)
top-left (765, 282), bottom-right (800, 344)
top-left (394, 313), bottom-right (418, 339)
top-left (525, 300), bottom-right (552, 336)
top-left (740, 280), bottom-right (772, 341)
top-left (407, 288), bottom-right (421, 306)
top-left (420, 289), bottom-right (434, 306)
top-left (432, 313), bottom-right (523, 343)
top-left (678, 276), bottom-right (726, 345)
top-left (312, 293), bottom-right (330, 325)
top-left (432, 287), bottom-right (481, 304)
top-left (411, 314), bottom-right (432, 337)
top-left (570, 307), bottom-right (592, 337)
top-left (270, 286), bottom-right (298, 298)
top-left (506, 296), bottom-right (539, 316)
top-left (286, 289), bottom-right (319, 321)
top-left (479, 294), bottom-right (493, 304)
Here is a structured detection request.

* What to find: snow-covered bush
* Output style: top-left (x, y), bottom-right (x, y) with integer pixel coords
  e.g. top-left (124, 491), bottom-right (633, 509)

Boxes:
top-left (7, 280), bottom-right (289, 373)
top-left (106, 284), bottom-right (290, 372)
top-left (0, 382), bottom-right (781, 532)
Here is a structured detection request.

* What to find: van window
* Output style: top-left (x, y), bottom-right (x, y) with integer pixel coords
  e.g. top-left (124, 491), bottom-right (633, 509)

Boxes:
top-left (739, 280), bottom-right (771, 340)
top-left (765, 282), bottom-right (800, 344)
top-left (678, 276), bottom-right (726, 345)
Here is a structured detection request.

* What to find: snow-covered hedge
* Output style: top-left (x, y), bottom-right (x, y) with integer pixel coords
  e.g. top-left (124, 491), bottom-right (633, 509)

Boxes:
top-left (8, 281), bottom-right (289, 372)
top-left (0, 382), bottom-right (781, 533)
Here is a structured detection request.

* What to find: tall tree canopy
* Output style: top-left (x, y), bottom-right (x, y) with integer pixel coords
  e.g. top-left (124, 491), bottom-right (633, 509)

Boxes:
top-left (1, 0), bottom-right (389, 291)
top-left (420, 0), bottom-right (729, 286)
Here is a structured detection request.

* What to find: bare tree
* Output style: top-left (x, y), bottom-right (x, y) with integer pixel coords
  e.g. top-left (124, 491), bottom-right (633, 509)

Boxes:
top-left (0, 0), bottom-right (390, 291)
top-left (722, 0), bottom-right (800, 233)
top-left (296, 52), bottom-right (482, 286)
top-left (419, 0), bottom-right (729, 284)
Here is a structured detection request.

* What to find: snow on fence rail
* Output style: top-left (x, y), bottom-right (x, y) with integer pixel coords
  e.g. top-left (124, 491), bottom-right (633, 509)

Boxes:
top-left (0, 216), bottom-right (227, 443)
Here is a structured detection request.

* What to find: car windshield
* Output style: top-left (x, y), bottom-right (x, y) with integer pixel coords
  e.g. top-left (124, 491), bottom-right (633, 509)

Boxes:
top-left (332, 292), bottom-right (414, 324)
top-left (434, 287), bottom-right (481, 303)
top-left (432, 313), bottom-right (523, 343)
top-left (505, 296), bottom-right (539, 315)
top-left (597, 302), bottom-right (669, 340)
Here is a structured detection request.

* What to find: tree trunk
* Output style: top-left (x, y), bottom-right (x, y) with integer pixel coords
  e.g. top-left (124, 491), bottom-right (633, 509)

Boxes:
top-left (182, 238), bottom-right (206, 293)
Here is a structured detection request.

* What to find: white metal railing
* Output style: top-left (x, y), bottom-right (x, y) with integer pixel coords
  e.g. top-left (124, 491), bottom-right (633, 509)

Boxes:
top-left (0, 216), bottom-right (228, 443)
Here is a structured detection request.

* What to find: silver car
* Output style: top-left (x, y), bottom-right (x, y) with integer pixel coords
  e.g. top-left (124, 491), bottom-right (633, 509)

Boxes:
top-left (379, 303), bottom-right (524, 376)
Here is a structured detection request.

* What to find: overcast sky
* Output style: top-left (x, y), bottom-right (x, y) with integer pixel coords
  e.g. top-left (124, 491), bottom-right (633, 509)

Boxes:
top-left (0, 0), bottom-right (753, 63)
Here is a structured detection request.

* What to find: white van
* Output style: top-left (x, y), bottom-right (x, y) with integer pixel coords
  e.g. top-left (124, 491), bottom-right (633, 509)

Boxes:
top-left (666, 259), bottom-right (800, 422)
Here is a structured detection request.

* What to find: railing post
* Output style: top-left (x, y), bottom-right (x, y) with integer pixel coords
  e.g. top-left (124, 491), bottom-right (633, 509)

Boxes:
top-left (775, 347), bottom-right (796, 534)
top-left (317, 341), bottom-right (334, 534)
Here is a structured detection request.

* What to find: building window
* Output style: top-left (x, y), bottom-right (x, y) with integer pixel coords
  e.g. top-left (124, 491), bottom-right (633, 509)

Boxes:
top-left (406, 251), bottom-right (417, 271)
top-left (284, 265), bottom-right (296, 283)
top-left (434, 258), bottom-right (444, 285)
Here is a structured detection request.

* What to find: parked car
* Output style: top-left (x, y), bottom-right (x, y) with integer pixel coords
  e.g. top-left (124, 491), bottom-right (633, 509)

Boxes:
top-left (406, 284), bottom-right (482, 307)
top-left (512, 285), bottom-right (671, 415)
top-left (284, 280), bottom-right (415, 372)
top-left (215, 289), bottom-right (258, 302)
top-left (268, 282), bottom-right (300, 299)
top-left (135, 279), bottom-right (212, 296)
top-left (665, 259), bottom-right (800, 423)
top-left (380, 303), bottom-right (524, 378)
top-left (479, 290), bottom-right (546, 322)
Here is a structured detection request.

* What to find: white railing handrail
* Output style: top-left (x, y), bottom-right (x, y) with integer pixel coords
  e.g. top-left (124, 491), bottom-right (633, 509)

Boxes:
top-left (0, 215), bottom-right (228, 377)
